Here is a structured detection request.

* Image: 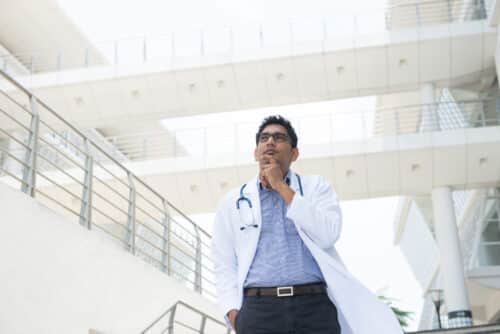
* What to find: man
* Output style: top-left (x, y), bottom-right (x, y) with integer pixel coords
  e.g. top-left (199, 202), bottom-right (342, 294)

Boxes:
top-left (211, 115), bottom-right (403, 334)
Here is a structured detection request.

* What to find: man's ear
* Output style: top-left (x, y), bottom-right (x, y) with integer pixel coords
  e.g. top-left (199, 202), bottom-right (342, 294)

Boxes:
top-left (291, 147), bottom-right (299, 162)
top-left (254, 147), bottom-right (258, 162)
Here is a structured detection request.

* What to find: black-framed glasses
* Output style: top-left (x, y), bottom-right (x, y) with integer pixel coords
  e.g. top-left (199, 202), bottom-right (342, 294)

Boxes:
top-left (258, 132), bottom-right (290, 143)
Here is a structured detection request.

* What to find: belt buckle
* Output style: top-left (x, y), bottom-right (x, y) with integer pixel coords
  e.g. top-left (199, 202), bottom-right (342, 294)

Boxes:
top-left (277, 286), bottom-right (294, 297)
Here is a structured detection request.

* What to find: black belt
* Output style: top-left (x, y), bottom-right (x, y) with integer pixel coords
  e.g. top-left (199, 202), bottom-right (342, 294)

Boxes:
top-left (244, 282), bottom-right (326, 297)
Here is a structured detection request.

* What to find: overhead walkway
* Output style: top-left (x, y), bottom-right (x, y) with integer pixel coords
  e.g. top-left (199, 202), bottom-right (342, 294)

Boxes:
top-left (1, 69), bottom-right (500, 213)
top-left (0, 0), bottom-right (496, 130)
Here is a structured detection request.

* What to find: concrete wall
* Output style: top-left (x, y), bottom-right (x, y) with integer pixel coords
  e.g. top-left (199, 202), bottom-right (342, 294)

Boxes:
top-left (0, 182), bottom-right (221, 334)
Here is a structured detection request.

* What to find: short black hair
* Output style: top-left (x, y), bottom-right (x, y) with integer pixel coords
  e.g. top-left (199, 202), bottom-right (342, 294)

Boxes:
top-left (255, 115), bottom-right (298, 148)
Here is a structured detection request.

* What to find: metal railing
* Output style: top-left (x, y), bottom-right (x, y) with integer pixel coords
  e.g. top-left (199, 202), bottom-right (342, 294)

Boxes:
top-left (141, 301), bottom-right (230, 334)
top-left (0, 69), bottom-right (215, 299)
top-left (89, 98), bottom-right (499, 164)
top-left (408, 324), bottom-right (500, 334)
top-left (0, 0), bottom-right (488, 75)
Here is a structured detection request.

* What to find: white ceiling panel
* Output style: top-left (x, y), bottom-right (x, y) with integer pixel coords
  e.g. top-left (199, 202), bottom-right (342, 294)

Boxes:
top-left (146, 73), bottom-right (183, 117)
top-left (399, 149), bottom-right (433, 194)
top-left (263, 58), bottom-right (299, 106)
top-left (205, 65), bottom-right (240, 112)
top-left (232, 61), bottom-right (268, 109)
top-left (365, 152), bottom-right (400, 196)
top-left (466, 142), bottom-right (500, 186)
top-left (482, 33), bottom-right (497, 69)
top-left (63, 83), bottom-right (102, 122)
top-left (388, 43), bottom-right (419, 88)
top-left (432, 146), bottom-right (466, 187)
top-left (117, 77), bottom-right (153, 116)
top-left (292, 54), bottom-right (328, 103)
top-left (324, 50), bottom-right (357, 94)
top-left (176, 170), bottom-right (212, 213)
top-left (332, 155), bottom-right (368, 198)
top-left (355, 47), bottom-right (388, 90)
top-left (419, 38), bottom-right (451, 83)
top-left (175, 69), bottom-right (211, 115)
top-left (205, 167), bottom-right (240, 207)
top-left (451, 36), bottom-right (483, 78)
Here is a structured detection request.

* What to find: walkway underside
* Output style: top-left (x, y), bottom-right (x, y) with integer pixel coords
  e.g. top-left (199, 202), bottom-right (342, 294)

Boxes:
top-left (1, 21), bottom-right (496, 131)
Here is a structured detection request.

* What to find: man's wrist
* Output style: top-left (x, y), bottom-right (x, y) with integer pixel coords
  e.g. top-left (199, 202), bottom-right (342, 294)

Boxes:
top-left (275, 181), bottom-right (295, 204)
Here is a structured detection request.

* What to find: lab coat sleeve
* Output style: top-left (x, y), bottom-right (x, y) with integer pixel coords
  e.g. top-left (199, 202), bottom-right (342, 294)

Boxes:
top-left (286, 176), bottom-right (342, 250)
top-left (211, 201), bottom-right (239, 327)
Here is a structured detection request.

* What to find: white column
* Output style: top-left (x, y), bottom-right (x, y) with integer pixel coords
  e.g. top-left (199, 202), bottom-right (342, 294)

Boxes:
top-left (431, 186), bottom-right (473, 327)
top-left (420, 83), bottom-right (440, 131)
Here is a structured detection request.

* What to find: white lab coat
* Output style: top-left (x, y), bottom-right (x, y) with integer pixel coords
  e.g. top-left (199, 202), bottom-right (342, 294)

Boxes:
top-left (211, 171), bottom-right (403, 334)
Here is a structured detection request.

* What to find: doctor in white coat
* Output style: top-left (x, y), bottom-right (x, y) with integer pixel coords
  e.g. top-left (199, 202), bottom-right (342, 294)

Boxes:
top-left (212, 115), bottom-right (403, 334)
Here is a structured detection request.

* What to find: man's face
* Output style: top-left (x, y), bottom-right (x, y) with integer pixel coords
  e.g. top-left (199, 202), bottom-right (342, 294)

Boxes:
top-left (254, 124), bottom-right (299, 173)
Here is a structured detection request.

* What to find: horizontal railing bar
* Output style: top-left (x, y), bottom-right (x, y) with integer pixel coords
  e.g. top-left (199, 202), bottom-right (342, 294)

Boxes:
top-left (0, 147), bottom-right (30, 169)
top-left (92, 221), bottom-right (129, 247)
top-left (0, 107), bottom-right (32, 132)
top-left (36, 152), bottom-right (86, 187)
top-left (91, 205), bottom-right (129, 231)
top-left (91, 190), bottom-right (130, 217)
top-left (0, 167), bottom-right (29, 185)
top-left (92, 159), bottom-right (130, 188)
top-left (0, 127), bottom-right (31, 150)
top-left (38, 137), bottom-right (86, 170)
top-left (36, 171), bottom-right (82, 202)
top-left (36, 188), bottom-right (82, 219)
top-left (38, 119), bottom-right (88, 157)
top-left (0, 89), bottom-right (33, 115)
top-left (91, 174), bottom-right (131, 204)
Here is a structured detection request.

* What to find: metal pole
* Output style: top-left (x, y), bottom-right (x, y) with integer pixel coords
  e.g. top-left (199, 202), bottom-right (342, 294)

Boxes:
top-left (143, 36), bottom-right (147, 62)
top-left (199, 316), bottom-right (207, 334)
top-left (57, 51), bottom-right (62, 71)
top-left (194, 225), bottom-right (202, 293)
top-left (168, 304), bottom-right (177, 334)
top-left (80, 139), bottom-right (93, 229)
top-left (21, 95), bottom-right (39, 197)
top-left (162, 199), bottom-right (172, 275)
top-left (435, 301), bottom-right (443, 329)
top-left (127, 172), bottom-right (136, 254)
top-left (416, 4), bottom-right (421, 27)
top-left (114, 41), bottom-right (119, 65)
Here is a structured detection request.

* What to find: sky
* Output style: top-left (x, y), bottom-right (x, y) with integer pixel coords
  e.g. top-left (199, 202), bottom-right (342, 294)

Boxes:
top-left (55, 0), bottom-right (425, 329)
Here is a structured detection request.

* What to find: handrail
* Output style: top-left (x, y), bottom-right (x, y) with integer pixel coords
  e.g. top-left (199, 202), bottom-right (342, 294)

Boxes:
top-left (0, 68), bottom-right (215, 298)
top-left (141, 300), bottom-right (229, 334)
top-left (407, 324), bottom-right (500, 334)
top-left (0, 0), bottom-right (488, 75)
top-left (0, 68), bottom-right (210, 237)
top-left (94, 98), bottom-right (499, 163)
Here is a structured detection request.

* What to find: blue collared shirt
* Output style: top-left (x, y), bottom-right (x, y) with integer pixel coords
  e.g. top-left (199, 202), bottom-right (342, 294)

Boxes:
top-left (243, 175), bottom-right (325, 287)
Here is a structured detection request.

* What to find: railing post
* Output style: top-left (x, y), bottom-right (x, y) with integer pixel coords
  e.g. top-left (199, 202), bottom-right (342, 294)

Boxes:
top-left (114, 41), bottom-right (119, 65)
top-left (21, 95), bottom-right (39, 197)
top-left (199, 316), bottom-right (207, 334)
top-left (447, 0), bottom-right (453, 22)
top-left (162, 199), bottom-right (172, 275)
top-left (416, 3), bottom-right (421, 27)
top-left (194, 225), bottom-right (202, 293)
top-left (85, 48), bottom-right (89, 67)
top-left (57, 51), bottom-right (62, 71)
top-left (127, 172), bottom-right (136, 254)
top-left (168, 304), bottom-right (177, 334)
top-left (80, 138), bottom-right (93, 229)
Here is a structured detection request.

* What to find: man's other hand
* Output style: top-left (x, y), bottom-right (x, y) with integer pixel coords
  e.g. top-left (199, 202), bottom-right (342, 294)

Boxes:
top-left (227, 309), bottom-right (239, 330)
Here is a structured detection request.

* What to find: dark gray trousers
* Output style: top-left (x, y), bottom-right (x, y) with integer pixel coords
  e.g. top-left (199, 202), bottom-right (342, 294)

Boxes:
top-left (235, 294), bottom-right (341, 334)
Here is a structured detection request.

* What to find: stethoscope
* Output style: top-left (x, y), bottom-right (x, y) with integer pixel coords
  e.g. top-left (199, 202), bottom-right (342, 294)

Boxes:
top-left (236, 174), bottom-right (303, 231)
